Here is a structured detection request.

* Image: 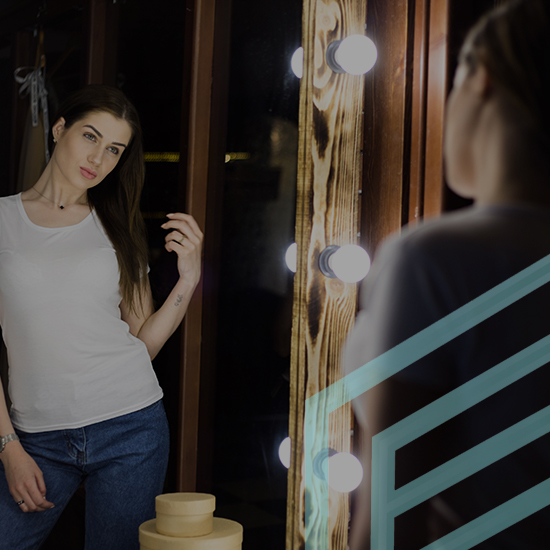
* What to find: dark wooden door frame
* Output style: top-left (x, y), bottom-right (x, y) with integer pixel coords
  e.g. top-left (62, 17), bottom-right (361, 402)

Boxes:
top-left (176, 0), bottom-right (219, 492)
top-left (83, 0), bottom-right (120, 86)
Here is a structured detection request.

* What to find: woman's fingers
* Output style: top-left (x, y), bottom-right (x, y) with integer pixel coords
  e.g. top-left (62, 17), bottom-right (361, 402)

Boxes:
top-left (13, 473), bottom-right (54, 513)
top-left (36, 468), bottom-right (47, 497)
top-left (161, 213), bottom-right (203, 284)
top-left (4, 446), bottom-right (54, 513)
top-left (30, 469), bottom-right (53, 510)
top-left (161, 214), bottom-right (204, 245)
top-left (13, 479), bottom-right (54, 513)
top-left (163, 225), bottom-right (201, 245)
top-left (164, 230), bottom-right (197, 247)
top-left (166, 213), bottom-right (203, 237)
top-left (164, 238), bottom-right (197, 255)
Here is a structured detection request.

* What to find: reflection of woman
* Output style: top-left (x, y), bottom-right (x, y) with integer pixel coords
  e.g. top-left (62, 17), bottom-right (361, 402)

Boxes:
top-left (0, 85), bottom-right (203, 549)
top-left (345, 1), bottom-right (550, 548)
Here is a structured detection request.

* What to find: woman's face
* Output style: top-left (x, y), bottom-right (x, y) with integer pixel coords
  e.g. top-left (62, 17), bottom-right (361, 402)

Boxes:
top-left (52, 111), bottom-right (133, 190)
top-left (444, 61), bottom-right (482, 199)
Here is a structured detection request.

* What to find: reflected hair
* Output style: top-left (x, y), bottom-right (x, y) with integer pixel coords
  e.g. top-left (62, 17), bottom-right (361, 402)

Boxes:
top-left (460, 0), bottom-right (550, 140)
top-left (52, 85), bottom-right (148, 315)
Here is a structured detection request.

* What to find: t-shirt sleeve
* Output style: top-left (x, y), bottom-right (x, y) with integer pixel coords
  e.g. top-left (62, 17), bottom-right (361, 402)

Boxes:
top-left (343, 234), bottom-right (455, 390)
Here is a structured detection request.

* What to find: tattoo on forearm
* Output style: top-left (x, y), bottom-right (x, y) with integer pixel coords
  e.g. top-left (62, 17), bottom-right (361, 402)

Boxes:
top-left (174, 294), bottom-right (183, 306)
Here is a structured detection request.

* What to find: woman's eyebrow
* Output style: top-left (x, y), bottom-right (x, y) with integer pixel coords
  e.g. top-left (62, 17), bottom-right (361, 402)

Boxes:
top-left (83, 124), bottom-right (127, 148)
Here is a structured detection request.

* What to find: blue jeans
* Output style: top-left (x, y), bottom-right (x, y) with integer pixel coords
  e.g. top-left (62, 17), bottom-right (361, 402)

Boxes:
top-left (0, 400), bottom-right (169, 550)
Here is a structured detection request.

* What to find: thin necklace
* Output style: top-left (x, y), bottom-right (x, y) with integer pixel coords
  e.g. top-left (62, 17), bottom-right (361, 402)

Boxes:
top-left (31, 186), bottom-right (88, 210)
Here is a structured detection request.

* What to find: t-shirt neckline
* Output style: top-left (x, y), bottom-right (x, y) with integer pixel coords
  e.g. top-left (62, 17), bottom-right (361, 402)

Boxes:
top-left (16, 192), bottom-right (95, 231)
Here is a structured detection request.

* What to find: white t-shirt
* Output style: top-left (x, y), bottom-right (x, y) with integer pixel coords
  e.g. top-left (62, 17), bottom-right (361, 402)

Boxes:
top-left (0, 193), bottom-right (163, 433)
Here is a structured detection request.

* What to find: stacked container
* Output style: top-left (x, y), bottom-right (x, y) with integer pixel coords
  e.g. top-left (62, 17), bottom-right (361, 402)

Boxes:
top-left (139, 493), bottom-right (243, 550)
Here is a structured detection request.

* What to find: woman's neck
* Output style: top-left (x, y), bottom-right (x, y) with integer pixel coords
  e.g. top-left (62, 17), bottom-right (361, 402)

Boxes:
top-left (29, 163), bottom-right (89, 209)
top-left (472, 107), bottom-right (550, 208)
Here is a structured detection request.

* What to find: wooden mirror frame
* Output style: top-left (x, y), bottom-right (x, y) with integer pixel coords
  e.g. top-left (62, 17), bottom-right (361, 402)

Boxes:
top-left (285, 0), bottom-right (450, 548)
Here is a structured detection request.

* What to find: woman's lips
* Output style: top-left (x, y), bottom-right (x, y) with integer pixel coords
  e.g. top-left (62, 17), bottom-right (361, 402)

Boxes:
top-left (80, 167), bottom-right (97, 180)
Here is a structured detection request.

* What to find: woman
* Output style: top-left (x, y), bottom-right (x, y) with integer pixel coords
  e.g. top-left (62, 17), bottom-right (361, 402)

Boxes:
top-left (345, 1), bottom-right (550, 548)
top-left (0, 85), bottom-right (203, 549)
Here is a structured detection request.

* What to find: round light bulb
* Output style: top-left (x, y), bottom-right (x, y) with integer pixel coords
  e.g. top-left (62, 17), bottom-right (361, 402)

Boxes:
top-left (285, 242), bottom-right (298, 273)
top-left (335, 35), bottom-right (377, 75)
top-left (278, 437), bottom-right (291, 469)
top-left (291, 47), bottom-right (304, 79)
top-left (327, 452), bottom-right (363, 493)
top-left (329, 244), bottom-right (370, 283)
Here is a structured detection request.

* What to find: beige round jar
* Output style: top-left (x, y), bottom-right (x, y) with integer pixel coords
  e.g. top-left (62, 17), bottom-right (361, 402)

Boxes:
top-left (139, 517), bottom-right (243, 550)
top-left (155, 493), bottom-right (216, 537)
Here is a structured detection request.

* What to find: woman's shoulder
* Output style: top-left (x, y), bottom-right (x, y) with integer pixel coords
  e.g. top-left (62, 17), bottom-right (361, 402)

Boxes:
top-left (0, 193), bottom-right (20, 202)
top-left (0, 193), bottom-right (21, 214)
top-left (0, 194), bottom-right (22, 236)
top-left (375, 207), bottom-right (481, 265)
top-left (380, 203), bottom-right (550, 261)
top-left (371, 203), bottom-right (550, 303)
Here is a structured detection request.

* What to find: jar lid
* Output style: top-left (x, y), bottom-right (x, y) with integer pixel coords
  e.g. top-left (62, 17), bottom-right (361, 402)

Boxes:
top-left (156, 493), bottom-right (216, 516)
top-left (139, 518), bottom-right (243, 550)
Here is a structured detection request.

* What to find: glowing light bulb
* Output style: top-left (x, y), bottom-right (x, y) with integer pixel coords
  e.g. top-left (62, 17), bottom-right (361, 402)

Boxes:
top-left (291, 47), bottom-right (304, 79)
top-left (279, 437), bottom-right (291, 469)
top-left (330, 244), bottom-right (370, 283)
top-left (327, 35), bottom-right (377, 75)
top-left (327, 452), bottom-right (363, 493)
top-left (285, 243), bottom-right (298, 273)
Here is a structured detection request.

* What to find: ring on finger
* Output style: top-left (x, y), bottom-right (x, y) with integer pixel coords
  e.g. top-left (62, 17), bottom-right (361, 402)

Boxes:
top-left (179, 235), bottom-right (186, 244)
top-left (16, 500), bottom-right (24, 506)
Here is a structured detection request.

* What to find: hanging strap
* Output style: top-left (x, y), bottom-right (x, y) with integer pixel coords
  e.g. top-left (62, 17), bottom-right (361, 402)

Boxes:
top-left (13, 30), bottom-right (51, 163)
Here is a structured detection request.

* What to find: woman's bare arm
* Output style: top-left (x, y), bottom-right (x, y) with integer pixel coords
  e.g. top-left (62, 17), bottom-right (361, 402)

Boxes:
top-left (120, 212), bottom-right (203, 361)
top-left (120, 276), bottom-right (197, 361)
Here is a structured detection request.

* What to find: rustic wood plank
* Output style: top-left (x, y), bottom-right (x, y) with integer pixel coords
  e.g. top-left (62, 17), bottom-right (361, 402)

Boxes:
top-left (362, 0), bottom-right (409, 255)
top-left (286, 0), bottom-right (313, 543)
top-left (423, 0), bottom-right (449, 218)
top-left (287, 0), bottom-right (366, 548)
top-left (408, 0), bottom-right (429, 225)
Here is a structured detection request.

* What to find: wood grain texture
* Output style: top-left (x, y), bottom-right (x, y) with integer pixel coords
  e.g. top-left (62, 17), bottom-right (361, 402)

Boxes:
top-left (361, 0), bottom-right (409, 256)
top-left (408, 0), bottom-right (430, 225)
top-left (423, 0), bottom-right (449, 218)
top-left (286, 0), bottom-right (313, 543)
top-left (287, 0), bottom-right (366, 548)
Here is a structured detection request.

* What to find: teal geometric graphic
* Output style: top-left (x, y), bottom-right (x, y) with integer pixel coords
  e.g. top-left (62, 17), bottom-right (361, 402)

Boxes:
top-left (304, 253), bottom-right (550, 549)
top-left (371, 336), bottom-right (550, 549)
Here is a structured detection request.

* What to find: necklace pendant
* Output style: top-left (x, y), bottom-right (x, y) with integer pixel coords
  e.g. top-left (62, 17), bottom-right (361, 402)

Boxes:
top-left (59, 205), bottom-right (64, 209)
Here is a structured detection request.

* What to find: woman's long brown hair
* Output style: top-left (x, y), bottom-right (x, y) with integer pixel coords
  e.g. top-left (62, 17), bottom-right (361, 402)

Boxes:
top-left (460, 0), bottom-right (550, 141)
top-left (52, 85), bottom-right (149, 315)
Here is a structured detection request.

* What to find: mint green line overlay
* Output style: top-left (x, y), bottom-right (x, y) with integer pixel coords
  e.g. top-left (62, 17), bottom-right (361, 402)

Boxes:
top-left (372, 337), bottom-right (550, 549)
top-left (303, 253), bottom-right (550, 550)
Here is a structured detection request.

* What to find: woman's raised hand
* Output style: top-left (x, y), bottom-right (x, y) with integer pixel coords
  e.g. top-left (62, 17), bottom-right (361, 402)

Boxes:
top-left (161, 213), bottom-right (203, 287)
top-left (1, 443), bottom-right (54, 513)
